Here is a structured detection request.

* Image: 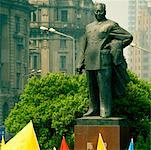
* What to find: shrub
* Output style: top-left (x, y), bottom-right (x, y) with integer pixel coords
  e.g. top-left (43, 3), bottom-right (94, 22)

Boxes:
top-left (5, 72), bottom-right (151, 149)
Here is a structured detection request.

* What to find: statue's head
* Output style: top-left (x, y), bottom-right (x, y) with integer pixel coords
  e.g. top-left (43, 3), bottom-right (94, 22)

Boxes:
top-left (94, 3), bottom-right (106, 21)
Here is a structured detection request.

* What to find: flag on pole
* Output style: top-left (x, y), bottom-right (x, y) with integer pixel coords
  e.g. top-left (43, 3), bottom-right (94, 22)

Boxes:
top-left (1, 135), bottom-right (5, 145)
top-left (60, 136), bottom-right (70, 150)
top-left (53, 147), bottom-right (57, 150)
top-left (1, 120), bottom-right (40, 150)
top-left (97, 133), bottom-right (107, 150)
top-left (128, 138), bottom-right (134, 150)
top-left (1, 135), bottom-right (5, 146)
top-left (1, 136), bottom-right (5, 150)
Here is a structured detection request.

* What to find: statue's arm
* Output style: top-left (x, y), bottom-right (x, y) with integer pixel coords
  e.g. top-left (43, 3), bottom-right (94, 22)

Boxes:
top-left (110, 23), bottom-right (133, 48)
top-left (76, 33), bottom-right (87, 72)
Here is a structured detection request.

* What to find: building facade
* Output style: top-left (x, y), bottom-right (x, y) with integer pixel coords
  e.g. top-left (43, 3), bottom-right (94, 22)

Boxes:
top-left (128, 0), bottom-right (151, 81)
top-left (29, 0), bottom-right (94, 75)
top-left (0, 0), bottom-right (31, 126)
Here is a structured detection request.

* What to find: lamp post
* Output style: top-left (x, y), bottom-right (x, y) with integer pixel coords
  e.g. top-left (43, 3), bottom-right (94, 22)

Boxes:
top-left (129, 43), bottom-right (151, 80)
top-left (40, 26), bottom-right (76, 75)
top-left (23, 69), bottom-right (41, 78)
top-left (130, 43), bottom-right (151, 53)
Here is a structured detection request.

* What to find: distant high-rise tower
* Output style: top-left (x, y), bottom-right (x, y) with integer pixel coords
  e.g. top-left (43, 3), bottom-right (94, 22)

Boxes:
top-left (0, 0), bottom-right (31, 125)
top-left (128, 0), bottom-right (151, 81)
top-left (29, 0), bottom-right (94, 75)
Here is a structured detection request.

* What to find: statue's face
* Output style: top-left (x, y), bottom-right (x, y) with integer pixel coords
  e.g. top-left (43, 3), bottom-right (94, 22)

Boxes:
top-left (94, 3), bottom-right (106, 21)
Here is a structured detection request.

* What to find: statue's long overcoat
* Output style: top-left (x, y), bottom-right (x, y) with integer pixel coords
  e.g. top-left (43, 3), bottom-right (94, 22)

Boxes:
top-left (76, 19), bottom-right (133, 97)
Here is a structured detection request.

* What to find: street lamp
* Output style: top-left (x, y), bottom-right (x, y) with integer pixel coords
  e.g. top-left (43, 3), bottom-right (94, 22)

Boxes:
top-left (130, 43), bottom-right (151, 53)
top-left (40, 26), bottom-right (76, 75)
top-left (40, 26), bottom-right (48, 31)
top-left (23, 69), bottom-right (42, 77)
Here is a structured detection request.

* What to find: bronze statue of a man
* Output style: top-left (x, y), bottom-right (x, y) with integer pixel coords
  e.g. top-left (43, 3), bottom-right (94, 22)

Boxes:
top-left (76, 3), bottom-right (133, 117)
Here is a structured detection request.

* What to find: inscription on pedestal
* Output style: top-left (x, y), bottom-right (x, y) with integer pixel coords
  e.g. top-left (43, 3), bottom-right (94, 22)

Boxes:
top-left (87, 142), bottom-right (94, 150)
top-left (74, 117), bottom-right (129, 150)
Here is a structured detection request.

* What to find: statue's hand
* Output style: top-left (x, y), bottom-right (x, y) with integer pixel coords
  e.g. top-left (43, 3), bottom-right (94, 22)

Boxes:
top-left (76, 68), bottom-right (83, 74)
top-left (110, 40), bottom-right (123, 48)
top-left (110, 40), bottom-right (123, 65)
top-left (76, 64), bottom-right (85, 74)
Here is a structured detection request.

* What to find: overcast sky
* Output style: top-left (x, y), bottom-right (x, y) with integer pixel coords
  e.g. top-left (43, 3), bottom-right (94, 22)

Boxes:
top-left (92, 0), bottom-right (129, 29)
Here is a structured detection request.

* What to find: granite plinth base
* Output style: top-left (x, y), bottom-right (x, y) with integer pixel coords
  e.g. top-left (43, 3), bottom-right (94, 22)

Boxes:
top-left (74, 117), bottom-right (129, 150)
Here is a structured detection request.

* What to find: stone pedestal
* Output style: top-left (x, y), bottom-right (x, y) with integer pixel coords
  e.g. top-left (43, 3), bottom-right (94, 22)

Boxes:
top-left (74, 117), bottom-right (129, 150)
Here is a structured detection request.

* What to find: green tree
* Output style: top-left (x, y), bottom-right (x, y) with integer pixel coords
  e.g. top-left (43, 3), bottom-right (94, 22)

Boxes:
top-left (5, 72), bottom-right (151, 149)
top-left (135, 130), bottom-right (151, 150)
top-left (5, 73), bottom-right (88, 149)
top-left (112, 71), bottom-right (151, 139)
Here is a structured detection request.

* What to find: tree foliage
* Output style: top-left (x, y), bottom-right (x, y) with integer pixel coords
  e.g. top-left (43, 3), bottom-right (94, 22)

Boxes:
top-left (5, 72), bottom-right (151, 149)
top-left (5, 73), bottom-right (88, 149)
top-left (112, 71), bottom-right (151, 140)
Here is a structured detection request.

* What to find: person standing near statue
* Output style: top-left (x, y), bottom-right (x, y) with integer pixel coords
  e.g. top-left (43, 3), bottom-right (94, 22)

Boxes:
top-left (76, 3), bottom-right (133, 117)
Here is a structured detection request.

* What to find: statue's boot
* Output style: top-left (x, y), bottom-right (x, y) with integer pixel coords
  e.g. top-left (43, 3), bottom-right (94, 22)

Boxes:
top-left (100, 104), bottom-right (111, 118)
top-left (84, 98), bottom-right (99, 116)
top-left (84, 108), bottom-right (99, 116)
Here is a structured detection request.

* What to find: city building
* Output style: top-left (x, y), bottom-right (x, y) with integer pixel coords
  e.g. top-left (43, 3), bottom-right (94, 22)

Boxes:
top-left (128, 0), bottom-right (151, 81)
top-left (28, 0), bottom-right (94, 75)
top-left (0, 0), bottom-right (31, 127)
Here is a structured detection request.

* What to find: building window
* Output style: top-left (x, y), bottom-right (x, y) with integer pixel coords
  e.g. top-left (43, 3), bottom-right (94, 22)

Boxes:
top-left (33, 40), bottom-right (37, 47)
top-left (16, 63), bottom-right (21, 73)
top-left (33, 12), bottom-right (36, 22)
top-left (15, 16), bottom-right (20, 33)
top-left (16, 73), bottom-right (21, 89)
top-left (33, 55), bottom-right (38, 69)
top-left (61, 10), bottom-right (68, 22)
top-left (24, 19), bottom-right (28, 33)
top-left (30, 40), bottom-right (38, 47)
top-left (60, 38), bottom-right (66, 49)
top-left (0, 67), bottom-right (1, 86)
top-left (0, 21), bottom-right (1, 82)
top-left (16, 45), bottom-right (22, 61)
top-left (30, 12), bottom-right (36, 22)
top-left (60, 56), bottom-right (66, 71)
top-left (30, 53), bottom-right (39, 70)
top-left (2, 102), bottom-right (9, 122)
top-left (29, 55), bottom-right (31, 68)
top-left (54, 8), bottom-right (59, 21)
